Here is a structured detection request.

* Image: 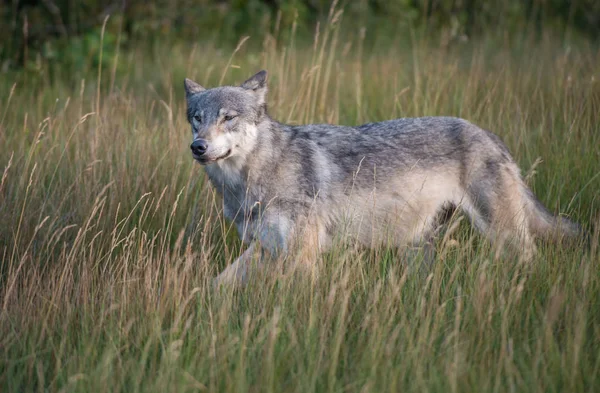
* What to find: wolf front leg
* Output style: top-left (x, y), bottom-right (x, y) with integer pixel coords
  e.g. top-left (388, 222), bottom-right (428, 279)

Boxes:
top-left (213, 242), bottom-right (259, 288)
top-left (213, 215), bottom-right (292, 288)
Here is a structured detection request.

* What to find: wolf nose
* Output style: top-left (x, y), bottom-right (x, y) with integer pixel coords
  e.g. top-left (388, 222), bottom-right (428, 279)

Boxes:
top-left (190, 140), bottom-right (208, 156)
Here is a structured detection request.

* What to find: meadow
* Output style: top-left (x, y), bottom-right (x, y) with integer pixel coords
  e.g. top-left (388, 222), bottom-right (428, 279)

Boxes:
top-left (1, 11), bottom-right (599, 392)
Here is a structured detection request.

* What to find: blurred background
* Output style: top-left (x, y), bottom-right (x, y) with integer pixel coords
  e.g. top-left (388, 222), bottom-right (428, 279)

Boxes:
top-left (2, 0), bottom-right (599, 75)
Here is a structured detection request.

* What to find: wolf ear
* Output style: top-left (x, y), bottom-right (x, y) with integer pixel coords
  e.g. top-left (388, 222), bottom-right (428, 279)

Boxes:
top-left (184, 78), bottom-right (205, 98)
top-left (241, 70), bottom-right (268, 105)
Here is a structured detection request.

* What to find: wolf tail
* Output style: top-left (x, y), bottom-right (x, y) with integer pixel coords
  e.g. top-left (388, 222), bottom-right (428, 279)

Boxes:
top-left (522, 185), bottom-right (585, 243)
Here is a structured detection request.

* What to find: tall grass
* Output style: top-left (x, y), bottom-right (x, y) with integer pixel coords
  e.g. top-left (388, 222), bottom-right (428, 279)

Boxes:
top-left (1, 8), bottom-right (599, 392)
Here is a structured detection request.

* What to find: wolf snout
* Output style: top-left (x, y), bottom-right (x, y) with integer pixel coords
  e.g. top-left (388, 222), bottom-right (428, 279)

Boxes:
top-left (190, 139), bottom-right (208, 156)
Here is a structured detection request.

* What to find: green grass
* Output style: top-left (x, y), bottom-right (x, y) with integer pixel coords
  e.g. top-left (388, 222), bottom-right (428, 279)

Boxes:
top-left (1, 13), bottom-right (599, 392)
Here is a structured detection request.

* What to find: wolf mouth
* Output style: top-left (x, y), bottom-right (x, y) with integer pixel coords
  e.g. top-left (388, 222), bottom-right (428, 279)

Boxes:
top-left (194, 148), bottom-right (232, 164)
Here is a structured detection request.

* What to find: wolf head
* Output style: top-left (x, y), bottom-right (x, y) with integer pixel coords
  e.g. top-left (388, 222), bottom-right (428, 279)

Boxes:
top-left (184, 70), bottom-right (268, 165)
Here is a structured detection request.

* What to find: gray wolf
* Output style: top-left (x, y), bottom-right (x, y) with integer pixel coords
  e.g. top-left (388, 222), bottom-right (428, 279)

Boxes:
top-left (183, 70), bottom-right (582, 286)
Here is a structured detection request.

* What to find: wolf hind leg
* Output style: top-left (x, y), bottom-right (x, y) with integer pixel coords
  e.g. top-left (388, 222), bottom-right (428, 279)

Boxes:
top-left (406, 202), bottom-right (457, 274)
top-left (462, 164), bottom-right (537, 261)
top-left (403, 241), bottom-right (437, 276)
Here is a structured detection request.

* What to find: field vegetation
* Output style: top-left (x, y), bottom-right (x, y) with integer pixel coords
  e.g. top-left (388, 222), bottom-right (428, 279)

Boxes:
top-left (1, 2), bottom-right (599, 392)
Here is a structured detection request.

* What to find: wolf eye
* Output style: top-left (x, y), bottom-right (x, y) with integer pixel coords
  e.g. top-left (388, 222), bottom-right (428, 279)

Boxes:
top-left (193, 114), bottom-right (202, 123)
top-left (224, 114), bottom-right (237, 121)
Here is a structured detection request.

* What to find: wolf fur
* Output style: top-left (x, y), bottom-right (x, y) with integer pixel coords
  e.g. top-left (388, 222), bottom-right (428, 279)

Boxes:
top-left (183, 70), bottom-right (582, 286)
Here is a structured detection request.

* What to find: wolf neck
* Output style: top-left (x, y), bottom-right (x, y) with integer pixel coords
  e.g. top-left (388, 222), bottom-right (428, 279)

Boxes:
top-left (205, 116), bottom-right (282, 191)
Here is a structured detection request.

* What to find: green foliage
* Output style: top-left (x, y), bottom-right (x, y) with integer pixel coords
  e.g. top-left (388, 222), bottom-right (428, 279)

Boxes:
top-left (37, 25), bottom-right (124, 77)
top-left (1, 0), bottom-right (599, 73)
